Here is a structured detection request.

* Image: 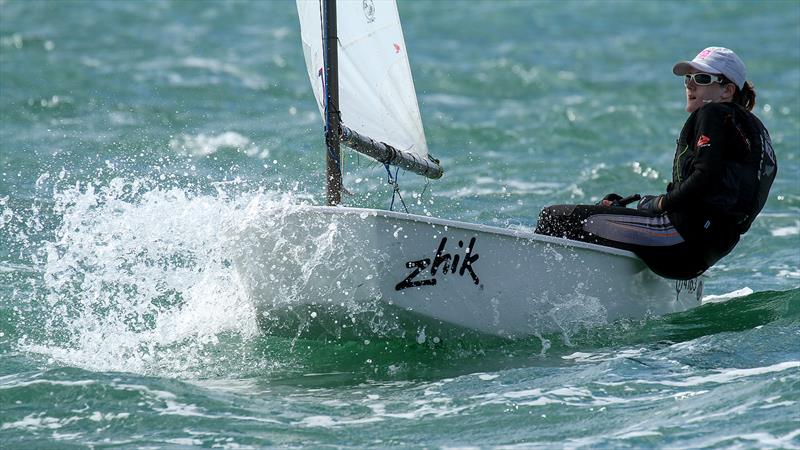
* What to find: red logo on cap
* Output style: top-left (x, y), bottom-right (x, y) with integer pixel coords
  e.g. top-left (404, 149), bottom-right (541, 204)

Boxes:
top-left (697, 49), bottom-right (712, 59)
top-left (697, 135), bottom-right (711, 147)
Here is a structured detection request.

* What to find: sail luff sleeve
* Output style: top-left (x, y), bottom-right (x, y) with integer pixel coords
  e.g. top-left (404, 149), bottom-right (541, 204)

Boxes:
top-left (323, 0), bottom-right (342, 205)
top-left (341, 126), bottom-right (443, 180)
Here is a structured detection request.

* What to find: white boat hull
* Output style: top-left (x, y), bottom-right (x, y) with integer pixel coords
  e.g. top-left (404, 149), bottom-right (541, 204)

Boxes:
top-left (230, 205), bottom-right (704, 339)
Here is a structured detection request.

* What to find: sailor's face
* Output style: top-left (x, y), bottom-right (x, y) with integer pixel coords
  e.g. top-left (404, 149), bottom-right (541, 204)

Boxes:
top-left (684, 71), bottom-right (726, 113)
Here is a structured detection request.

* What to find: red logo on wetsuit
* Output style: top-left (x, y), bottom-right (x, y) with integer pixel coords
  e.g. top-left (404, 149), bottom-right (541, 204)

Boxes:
top-left (697, 135), bottom-right (711, 148)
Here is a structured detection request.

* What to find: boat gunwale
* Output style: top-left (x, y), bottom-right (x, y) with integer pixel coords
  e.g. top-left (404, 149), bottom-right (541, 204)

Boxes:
top-left (296, 205), bottom-right (641, 260)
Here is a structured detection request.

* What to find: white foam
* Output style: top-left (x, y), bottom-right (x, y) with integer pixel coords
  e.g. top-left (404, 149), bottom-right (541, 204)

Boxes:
top-left (693, 429), bottom-right (800, 449)
top-left (0, 378), bottom-right (96, 389)
top-left (502, 388), bottom-right (543, 399)
top-left (182, 57), bottom-right (267, 89)
top-left (777, 269), bottom-right (800, 279)
top-left (770, 220), bottom-right (799, 237)
top-left (701, 287), bottom-right (753, 304)
top-left (169, 131), bottom-right (268, 158)
top-left (516, 397), bottom-right (562, 407)
top-left (296, 414), bottom-right (384, 428)
top-left (500, 385), bottom-right (624, 409)
top-left (2, 413), bottom-right (64, 431)
top-left (562, 348), bottom-right (645, 363)
top-left (166, 438), bottom-right (203, 446)
top-left (88, 412), bottom-right (131, 422)
top-left (548, 387), bottom-right (592, 398)
top-left (685, 403), bottom-right (751, 424)
top-left (758, 400), bottom-right (796, 410)
top-left (614, 430), bottom-right (663, 439)
top-left (51, 431), bottom-right (84, 441)
top-left (637, 361), bottom-right (800, 388)
top-left (20, 179), bottom-right (300, 377)
top-left (0, 261), bottom-right (37, 274)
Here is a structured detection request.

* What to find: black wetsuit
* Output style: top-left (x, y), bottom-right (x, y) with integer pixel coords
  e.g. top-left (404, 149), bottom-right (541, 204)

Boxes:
top-left (535, 102), bottom-right (777, 279)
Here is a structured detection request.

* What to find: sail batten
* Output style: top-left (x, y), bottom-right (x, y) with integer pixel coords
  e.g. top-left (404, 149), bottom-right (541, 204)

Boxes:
top-left (297, 0), bottom-right (441, 177)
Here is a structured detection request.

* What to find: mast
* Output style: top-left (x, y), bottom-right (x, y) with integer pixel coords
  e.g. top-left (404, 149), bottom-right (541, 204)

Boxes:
top-left (323, 0), bottom-right (342, 205)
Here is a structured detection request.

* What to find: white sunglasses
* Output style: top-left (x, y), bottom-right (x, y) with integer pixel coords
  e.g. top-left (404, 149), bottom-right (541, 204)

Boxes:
top-left (684, 73), bottom-right (727, 86)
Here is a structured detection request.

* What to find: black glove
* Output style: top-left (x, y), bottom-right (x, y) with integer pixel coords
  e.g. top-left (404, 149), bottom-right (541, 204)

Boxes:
top-left (598, 193), bottom-right (641, 207)
top-left (637, 194), bottom-right (664, 215)
top-left (597, 193), bottom-right (624, 206)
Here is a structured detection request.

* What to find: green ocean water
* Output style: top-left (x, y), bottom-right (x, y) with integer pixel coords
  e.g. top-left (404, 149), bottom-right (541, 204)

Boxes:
top-left (1, 0), bottom-right (799, 448)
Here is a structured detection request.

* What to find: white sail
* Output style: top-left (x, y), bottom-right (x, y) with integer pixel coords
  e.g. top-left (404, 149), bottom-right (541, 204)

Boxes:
top-left (296, 0), bottom-right (429, 159)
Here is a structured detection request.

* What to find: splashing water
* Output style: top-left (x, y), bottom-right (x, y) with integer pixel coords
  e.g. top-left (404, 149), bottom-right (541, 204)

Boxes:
top-left (228, 197), bottom-right (413, 342)
top-left (17, 178), bottom-right (307, 377)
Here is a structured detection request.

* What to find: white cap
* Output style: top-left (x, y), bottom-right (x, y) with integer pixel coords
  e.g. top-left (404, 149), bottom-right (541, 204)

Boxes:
top-left (673, 47), bottom-right (747, 90)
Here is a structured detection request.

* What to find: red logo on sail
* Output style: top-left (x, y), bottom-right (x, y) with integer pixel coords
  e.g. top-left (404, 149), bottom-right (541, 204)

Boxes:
top-left (393, 43), bottom-right (400, 53)
top-left (697, 135), bottom-right (711, 147)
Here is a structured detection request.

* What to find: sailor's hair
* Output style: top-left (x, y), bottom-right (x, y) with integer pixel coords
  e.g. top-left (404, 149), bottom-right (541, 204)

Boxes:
top-left (733, 81), bottom-right (757, 112)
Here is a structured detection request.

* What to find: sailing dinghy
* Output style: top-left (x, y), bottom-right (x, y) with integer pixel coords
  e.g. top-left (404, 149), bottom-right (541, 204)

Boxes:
top-left (231, 0), bottom-right (705, 339)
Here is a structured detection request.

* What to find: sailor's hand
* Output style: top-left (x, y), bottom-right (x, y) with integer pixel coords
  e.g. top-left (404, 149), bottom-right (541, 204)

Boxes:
top-left (598, 193), bottom-right (623, 206)
top-left (637, 195), bottom-right (664, 215)
top-left (599, 193), bottom-right (641, 207)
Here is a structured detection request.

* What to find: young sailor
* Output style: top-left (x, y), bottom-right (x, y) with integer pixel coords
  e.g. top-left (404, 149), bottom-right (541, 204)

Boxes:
top-left (535, 47), bottom-right (777, 279)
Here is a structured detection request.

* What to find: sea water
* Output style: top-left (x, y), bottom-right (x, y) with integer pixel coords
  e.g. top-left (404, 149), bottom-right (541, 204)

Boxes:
top-left (1, 0), bottom-right (798, 448)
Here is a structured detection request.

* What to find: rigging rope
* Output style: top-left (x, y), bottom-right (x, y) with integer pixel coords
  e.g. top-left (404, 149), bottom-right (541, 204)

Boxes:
top-left (385, 164), bottom-right (409, 213)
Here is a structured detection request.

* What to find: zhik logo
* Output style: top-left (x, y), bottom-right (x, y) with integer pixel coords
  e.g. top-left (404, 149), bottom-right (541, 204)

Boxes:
top-left (395, 237), bottom-right (480, 291)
